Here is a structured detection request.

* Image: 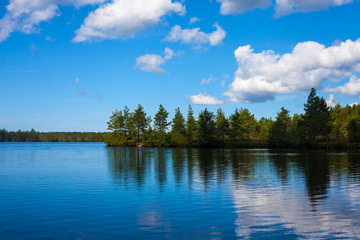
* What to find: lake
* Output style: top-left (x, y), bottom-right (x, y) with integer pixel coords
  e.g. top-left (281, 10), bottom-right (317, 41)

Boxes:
top-left (0, 143), bottom-right (360, 239)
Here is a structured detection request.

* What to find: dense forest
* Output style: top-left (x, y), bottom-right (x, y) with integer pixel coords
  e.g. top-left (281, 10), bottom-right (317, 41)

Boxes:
top-left (105, 88), bottom-right (360, 148)
top-left (0, 129), bottom-right (105, 142)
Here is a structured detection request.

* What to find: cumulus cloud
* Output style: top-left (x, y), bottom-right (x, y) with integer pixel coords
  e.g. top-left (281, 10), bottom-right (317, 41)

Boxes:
top-left (165, 22), bottom-right (226, 46)
top-left (135, 47), bottom-right (180, 74)
top-left (324, 77), bottom-right (360, 99)
top-left (189, 93), bottom-right (224, 105)
top-left (216, 0), bottom-right (353, 17)
top-left (326, 94), bottom-right (339, 107)
top-left (224, 39), bottom-right (360, 103)
top-left (0, 0), bottom-right (105, 42)
top-left (217, 0), bottom-right (272, 15)
top-left (73, 0), bottom-right (185, 42)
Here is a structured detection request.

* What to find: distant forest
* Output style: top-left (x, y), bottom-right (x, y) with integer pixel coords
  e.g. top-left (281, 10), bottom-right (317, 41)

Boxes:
top-left (105, 88), bottom-right (360, 148)
top-left (0, 130), bottom-right (105, 142)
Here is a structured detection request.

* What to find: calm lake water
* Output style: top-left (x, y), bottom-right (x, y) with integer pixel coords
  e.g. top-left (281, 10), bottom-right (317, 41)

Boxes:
top-left (0, 143), bottom-right (360, 239)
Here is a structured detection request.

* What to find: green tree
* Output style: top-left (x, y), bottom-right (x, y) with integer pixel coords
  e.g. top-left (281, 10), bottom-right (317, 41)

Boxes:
top-left (123, 106), bottom-right (133, 137)
top-left (171, 107), bottom-right (186, 136)
top-left (303, 88), bottom-right (331, 142)
top-left (197, 108), bottom-right (215, 146)
top-left (107, 109), bottom-right (125, 138)
top-left (154, 104), bottom-right (171, 133)
top-left (291, 114), bottom-right (306, 147)
top-left (215, 108), bottom-right (230, 141)
top-left (132, 104), bottom-right (150, 141)
top-left (257, 117), bottom-right (273, 141)
top-left (329, 104), bottom-right (347, 140)
top-left (154, 104), bottom-right (171, 146)
top-left (269, 107), bottom-right (291, 147)
top-left (347, 118), bottom-right (360, 143)
top-left (26, 128), bottom-right (40, 142)
top-left (186, 105), bottom-right (197, 142)
top-left (230, 108), bottom-right (256, 141)
top-left (171, 107), bottom-right (187, 146)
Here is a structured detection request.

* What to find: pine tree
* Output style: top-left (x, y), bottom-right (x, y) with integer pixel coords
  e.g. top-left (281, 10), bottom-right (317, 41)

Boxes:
top-left (215, 108), bottom-right (230, 141)
top-left (132, 104), bottom-right (150, 141)
top-left (269, 107), bottom-right (291, 147)
top-left (154, 104), bottom-right (171, 133)
top-left (123, 106), bottom-right (133, 137)
top-left (26, 128), bottom-right (40, 142)
top-left (197, 108), bottom-right (215, 146)
top-left (230, 108), bottom-right (256, 141)
top-left (171, 107), bottom-right (186, 136)
top-left (186, 105), bottom-right (197, 142)
top-left (347, 118), bottom-right (360, 143)
top-left (303, 88), bottom-right (331, 142)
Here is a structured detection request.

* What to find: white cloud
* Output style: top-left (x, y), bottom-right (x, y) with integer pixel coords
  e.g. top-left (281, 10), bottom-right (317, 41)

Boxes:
top-left (224, 39), bottom-right (360, 103)
top-left (0, 0), bottom-right (105, 42)
top-left (325, 77), bottom-right (360, 99)
top-left (135, 47), bottom-right (179, 74)
top-left (216, 0), bottom-right (353, 16)
top-left (189, 17), bottom-right (200, 24)
top-left (200, 75), bottom-right (215, 84)
top-left (165, 22), bottom-right (226, 46)
top-left (275, 0), bottom-right (353, 17)
top-left (326, 94), bottom-right (339, 107)
top-left (217, 0), bottom-right (272, 15)
top-left (189, 93), bottom-right (224, 105)
top-left (349, 102), bottom-right (359, 107)
top-left (73, 0), bottom-right (185, 42)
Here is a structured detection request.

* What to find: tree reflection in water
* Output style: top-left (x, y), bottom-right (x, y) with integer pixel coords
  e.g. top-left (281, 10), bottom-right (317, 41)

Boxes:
top-left (106, 147), bottom-right (360, 239)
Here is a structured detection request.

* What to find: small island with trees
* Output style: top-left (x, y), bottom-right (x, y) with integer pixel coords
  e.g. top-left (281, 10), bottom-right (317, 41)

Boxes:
top-left (104, 88), bottom-right (360, 148)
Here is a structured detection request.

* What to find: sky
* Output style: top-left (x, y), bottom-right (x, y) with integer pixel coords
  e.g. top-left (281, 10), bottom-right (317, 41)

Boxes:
top-left (1, 0), bottom-right (360, 132)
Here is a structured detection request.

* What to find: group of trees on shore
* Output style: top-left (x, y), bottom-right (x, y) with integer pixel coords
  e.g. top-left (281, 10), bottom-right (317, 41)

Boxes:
top-left (106, 88), bottom-right (360, 148)
top-left (0, 129), bottom-right (105, 142)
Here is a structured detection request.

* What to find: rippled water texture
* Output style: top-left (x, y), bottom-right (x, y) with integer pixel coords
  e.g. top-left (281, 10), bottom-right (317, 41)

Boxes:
top-left (0, 143), bottom-right (360, 239)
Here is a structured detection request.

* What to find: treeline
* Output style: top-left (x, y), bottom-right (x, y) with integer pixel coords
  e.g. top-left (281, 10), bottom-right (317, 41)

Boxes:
top-left (106, 88), bottom-right (360, 148)
top-left (0, 129), bottom-right (105, 142)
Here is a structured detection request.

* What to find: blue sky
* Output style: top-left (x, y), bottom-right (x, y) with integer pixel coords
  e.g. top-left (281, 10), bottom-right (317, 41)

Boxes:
top-left (1, 0), bottom-right (360, 132)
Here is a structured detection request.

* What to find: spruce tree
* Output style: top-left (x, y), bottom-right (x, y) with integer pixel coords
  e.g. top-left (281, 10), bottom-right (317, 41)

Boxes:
top-left (197, 108), bottom-right (215, 146)
top-left (171, 107), bottom-right (186, 136)
top-left (215, 108), bottom-right (230, 141)
top-left (269, 107), bottom-right (291, 147)
top-left (303, 88), bottom-right (331, 142)
top-left (132, 104), bottom-right (149, 141)
top-left (186, 105), bottom-right (197, 142)
top-left (154, 104), bottom-right (171, 133)
top-left (154, 104), bottom-right (171, 146)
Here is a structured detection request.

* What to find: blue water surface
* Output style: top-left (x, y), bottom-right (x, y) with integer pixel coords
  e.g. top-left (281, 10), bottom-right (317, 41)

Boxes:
top-left (0, 143), bottom-right (360, 239)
